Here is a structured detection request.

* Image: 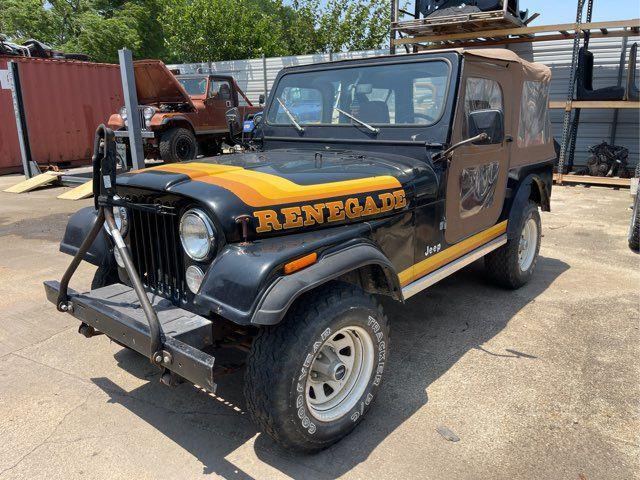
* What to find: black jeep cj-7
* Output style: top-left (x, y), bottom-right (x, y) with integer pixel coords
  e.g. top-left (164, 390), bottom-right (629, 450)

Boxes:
top-left (46, 48), bottom-right (555, 453)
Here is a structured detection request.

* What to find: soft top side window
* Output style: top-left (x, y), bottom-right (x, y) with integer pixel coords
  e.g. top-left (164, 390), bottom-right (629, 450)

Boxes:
top-left (518, 81), bottom-right (552, 147)
top-left (464, 77), bottom-right (503, 137)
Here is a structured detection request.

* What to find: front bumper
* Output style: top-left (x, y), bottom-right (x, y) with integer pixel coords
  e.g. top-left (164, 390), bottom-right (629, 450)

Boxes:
top-left (44, 280), bottom-right (217, 392)
top-left (114, 130), bottom-right (155, 139)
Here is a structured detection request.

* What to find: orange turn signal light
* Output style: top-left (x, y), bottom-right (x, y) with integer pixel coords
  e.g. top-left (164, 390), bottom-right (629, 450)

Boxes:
top-left (284, 252), bottom-right (317, 275)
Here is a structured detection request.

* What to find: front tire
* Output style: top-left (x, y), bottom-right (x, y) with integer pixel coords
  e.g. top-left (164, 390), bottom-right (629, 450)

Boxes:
top-left (159, 127), bottom-right (197, 163)
top-left (244, 282), bottom-right (389, 453)
top-left (485, 200), bottom-right (541, 289)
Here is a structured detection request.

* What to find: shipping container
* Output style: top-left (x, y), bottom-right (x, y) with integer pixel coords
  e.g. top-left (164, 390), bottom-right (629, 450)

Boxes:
top-left (0, 56), bottom-right (123, 175)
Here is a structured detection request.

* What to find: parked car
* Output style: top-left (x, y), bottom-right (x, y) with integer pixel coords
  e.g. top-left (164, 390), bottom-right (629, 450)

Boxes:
top-left (47, 48), bottom-right (555, 453)
top-left (108, 60), bottom-right (262, 162)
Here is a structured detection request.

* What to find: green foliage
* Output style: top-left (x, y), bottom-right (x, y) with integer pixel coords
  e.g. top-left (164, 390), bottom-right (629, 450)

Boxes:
top-left (0, 0), bottom-right (391, 63)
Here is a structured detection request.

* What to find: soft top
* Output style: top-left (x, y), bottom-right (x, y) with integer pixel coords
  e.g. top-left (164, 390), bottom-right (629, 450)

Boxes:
top-left (453, 48), bottom-right (551, 82)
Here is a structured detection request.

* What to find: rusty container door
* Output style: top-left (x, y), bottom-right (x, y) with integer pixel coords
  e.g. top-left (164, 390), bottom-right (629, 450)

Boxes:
top-left (0, 57), bottom-right (23, 175)
top-left (0, 57), bottom-right (123, 175)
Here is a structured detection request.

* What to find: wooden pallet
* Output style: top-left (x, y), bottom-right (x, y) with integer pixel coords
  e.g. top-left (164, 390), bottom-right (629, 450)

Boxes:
top-left (394, 9), bottom-right (525, 37)
top-left (393, 18), bottom-right (640, 48)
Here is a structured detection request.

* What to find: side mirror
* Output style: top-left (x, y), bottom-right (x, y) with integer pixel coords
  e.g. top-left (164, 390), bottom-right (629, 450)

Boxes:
top-left (258, 94), bottom-right (265, 105)
top-left (468, 109), bottom-right (504, 144)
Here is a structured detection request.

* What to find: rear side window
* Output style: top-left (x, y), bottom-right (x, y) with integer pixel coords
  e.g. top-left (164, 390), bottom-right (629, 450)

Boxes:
top-left (464, 77), bottom-right (503, 136)
top-left (518, 81), bottom-right (552, 147)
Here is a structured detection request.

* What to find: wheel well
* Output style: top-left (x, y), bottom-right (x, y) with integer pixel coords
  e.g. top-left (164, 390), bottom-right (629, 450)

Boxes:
top-left (160, 120), bottom-right (195, 136)
top-left (528, 177), bottom-right (550, 212)
top-left (332, 264), bottom-right (402, 301)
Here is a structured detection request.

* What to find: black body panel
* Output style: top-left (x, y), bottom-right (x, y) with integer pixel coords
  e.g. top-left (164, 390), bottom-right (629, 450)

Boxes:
top-left (60, 207), bottom-right (113, 267)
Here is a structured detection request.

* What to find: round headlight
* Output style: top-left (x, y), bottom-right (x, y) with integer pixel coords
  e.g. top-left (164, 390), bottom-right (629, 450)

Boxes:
top-left (143, 106), bottom-right (156, 120)
top-left (186, 265), bottom-right (205, 294)
top-left (179, 209), bottom-right (216, 261)
top-left (118, 106), bottom-right (127, 120)
top-left (104, 205), bottom-right (128, 237)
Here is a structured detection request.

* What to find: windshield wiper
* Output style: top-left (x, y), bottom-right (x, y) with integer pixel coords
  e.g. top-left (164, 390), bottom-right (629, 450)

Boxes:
top-left (277, 98), bottom-right (304, 133)
top-left (333, 107), bottom-right (379, 134)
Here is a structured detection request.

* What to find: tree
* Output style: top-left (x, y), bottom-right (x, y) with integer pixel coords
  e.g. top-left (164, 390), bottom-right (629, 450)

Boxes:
top-left (161, 0), bottom-right (291, 63)
top-left (0, 0), bottom-right (391, 64)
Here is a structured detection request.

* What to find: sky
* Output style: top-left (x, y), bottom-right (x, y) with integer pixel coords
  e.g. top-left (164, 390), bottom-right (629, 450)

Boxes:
top-left (520, 0), bottom-right (640, 23)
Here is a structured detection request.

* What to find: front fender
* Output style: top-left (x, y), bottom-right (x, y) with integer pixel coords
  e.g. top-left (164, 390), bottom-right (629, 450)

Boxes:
top-left (193, 222), bottom-right (399, 326)
top-left (60, 207), bottom-right (112, 267)
top-left (251, 243), bottom-right (400, 325)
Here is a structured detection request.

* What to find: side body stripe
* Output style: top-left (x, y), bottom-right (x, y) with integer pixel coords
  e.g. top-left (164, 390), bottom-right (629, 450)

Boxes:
top-left (399, 220), bottom-right (508, 287)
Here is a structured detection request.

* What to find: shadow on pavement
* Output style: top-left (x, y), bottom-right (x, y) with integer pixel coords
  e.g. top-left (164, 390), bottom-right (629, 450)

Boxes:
top-left (92, 255), bottom-right (568, 479)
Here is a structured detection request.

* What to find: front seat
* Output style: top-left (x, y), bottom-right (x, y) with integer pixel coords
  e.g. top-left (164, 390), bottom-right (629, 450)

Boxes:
top-left (355, 94), bottom-right (390, 124)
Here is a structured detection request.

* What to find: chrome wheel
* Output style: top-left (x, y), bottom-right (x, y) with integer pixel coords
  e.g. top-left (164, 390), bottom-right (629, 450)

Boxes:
top-left (518, 217), bottom-right (538, 271)
top-left (306, 326), bottom-right (375, 422)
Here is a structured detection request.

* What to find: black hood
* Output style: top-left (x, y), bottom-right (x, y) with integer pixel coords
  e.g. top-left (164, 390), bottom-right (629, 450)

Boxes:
top-left (117, 149), bottom-right (426, 242)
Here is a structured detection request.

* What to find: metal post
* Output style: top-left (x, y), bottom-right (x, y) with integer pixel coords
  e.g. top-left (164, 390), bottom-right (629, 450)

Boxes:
top-left (390, 0), bottom-right (397, 55)
top-left (7, 61), bottom-right (39, 179)
top-left (556, 0), bottom-right (586, 182)
top-left (118, 49), bottom-right (144, 170)
top-left (262, 54), bottom-right (268, 100)
top-left (610, 36), bottom-right (629, 144)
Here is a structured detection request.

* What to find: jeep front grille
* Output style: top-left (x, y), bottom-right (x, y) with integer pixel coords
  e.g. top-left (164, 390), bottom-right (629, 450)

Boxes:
top-left (128, 207), bottom-right (186, 304)
top-left (137, 106), bottom-right (148, 131)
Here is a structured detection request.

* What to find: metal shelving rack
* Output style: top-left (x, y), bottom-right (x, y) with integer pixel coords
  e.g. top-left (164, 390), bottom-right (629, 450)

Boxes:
top-left (389, 1), bottom-right (640, 186)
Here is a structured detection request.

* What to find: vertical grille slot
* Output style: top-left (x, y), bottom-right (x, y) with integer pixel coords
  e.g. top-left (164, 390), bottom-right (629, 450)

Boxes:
top-left (137, 106), bottom-right (147, 131)
top-left (127, 204), bottom-right (185, 305)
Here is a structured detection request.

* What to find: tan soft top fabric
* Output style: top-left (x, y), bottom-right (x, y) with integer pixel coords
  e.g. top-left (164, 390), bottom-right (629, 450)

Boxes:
top-left (405, 47), bottom-right (551, 82)
top-left (462, 48), bottom-right (551, 82)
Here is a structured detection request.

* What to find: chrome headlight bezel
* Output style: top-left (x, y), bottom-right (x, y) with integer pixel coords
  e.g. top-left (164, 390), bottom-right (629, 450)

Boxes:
top-left (104, 204), bottom-right (129, 238)
top-left (143, 106), bottom-right (156, 120)
top-left (179, 208), bottom-right (216, 262)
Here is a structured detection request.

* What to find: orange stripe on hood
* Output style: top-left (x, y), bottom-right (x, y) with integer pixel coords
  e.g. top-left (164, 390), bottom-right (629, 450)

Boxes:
top-left (147, 162), bottom-right (403, 208)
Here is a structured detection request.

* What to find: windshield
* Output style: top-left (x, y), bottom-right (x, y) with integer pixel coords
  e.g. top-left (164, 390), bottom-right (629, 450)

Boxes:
top-left (267, 60), bottom-right (450, 128)
top-left (178, 77), bottom-right (208, 96)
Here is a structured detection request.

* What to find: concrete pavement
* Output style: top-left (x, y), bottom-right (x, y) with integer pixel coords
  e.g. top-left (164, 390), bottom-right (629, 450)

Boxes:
top-left (0, 175), bottom-right (638, 479)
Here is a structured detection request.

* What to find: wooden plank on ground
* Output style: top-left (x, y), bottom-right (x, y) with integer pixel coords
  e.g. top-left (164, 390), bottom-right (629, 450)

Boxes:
top-left (3, 171), bottom-right (61, 193)
top-left (57, 181), bottom-right (93, 200)
top-left (554, 173), bottom-right (631, 188)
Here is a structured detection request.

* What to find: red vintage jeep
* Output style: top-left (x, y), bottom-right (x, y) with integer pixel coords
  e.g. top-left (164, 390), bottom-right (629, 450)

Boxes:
top-left (108, 60), bottom-right (262, 162)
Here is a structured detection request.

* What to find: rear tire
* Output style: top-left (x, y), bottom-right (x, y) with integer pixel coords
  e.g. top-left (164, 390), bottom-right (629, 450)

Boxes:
top-left (159, 127), bottom-right (197, 163)
top-left (244, 282), bottom-right (389, 453)
top-left (485, 200), bottom-right (541, 289)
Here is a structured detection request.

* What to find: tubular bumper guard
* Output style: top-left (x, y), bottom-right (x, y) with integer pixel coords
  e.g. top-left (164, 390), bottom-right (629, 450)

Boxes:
top-left (44, 281), bottom-right (217, 392)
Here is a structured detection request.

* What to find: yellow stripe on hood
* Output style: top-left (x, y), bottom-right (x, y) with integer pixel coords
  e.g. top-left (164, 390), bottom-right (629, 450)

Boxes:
top-left (148, 162), bottom-right (403, 208)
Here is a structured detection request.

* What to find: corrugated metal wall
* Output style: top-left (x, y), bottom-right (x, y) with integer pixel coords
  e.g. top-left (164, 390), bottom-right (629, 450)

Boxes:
top-left (169, 38), bottom-right (639, 171)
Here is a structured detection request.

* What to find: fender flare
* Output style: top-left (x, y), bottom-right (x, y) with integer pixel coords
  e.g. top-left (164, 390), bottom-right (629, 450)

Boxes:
top-left (507, 173), bottom-right (549, 240)
top-left (160, 116), bottom-right (196, 133)
top-left (60, 207), bottom-right (113, 267)
top-left (250, 243), bottom-right (401, 326)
